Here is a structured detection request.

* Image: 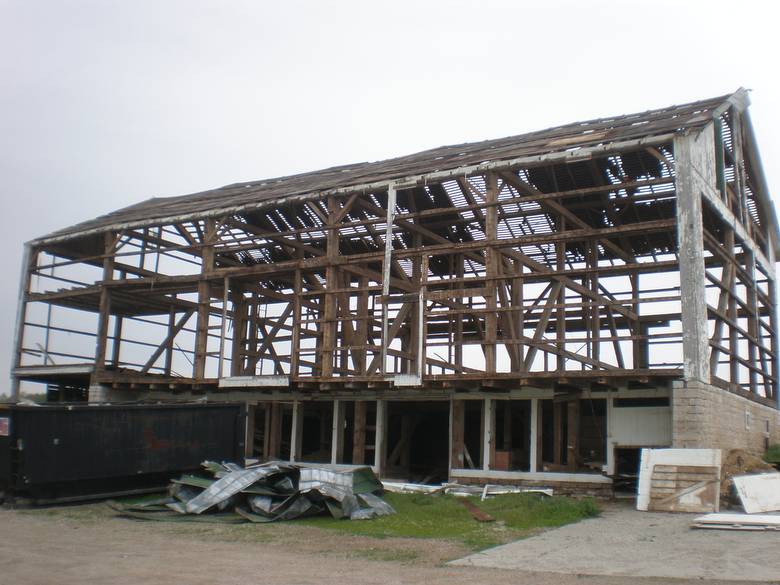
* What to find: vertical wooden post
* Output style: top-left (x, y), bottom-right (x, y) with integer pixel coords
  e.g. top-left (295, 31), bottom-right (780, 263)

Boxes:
top-left (588, 243), bottom-right (600, 365)
top-left (164, 299), bottom-right (176, 376)
top-left (529, 398), bottom-right (540, 473)
top-left (450, 398), bottom-right (465, 470)
top-left (482, 397), bottom-right (494, 471)
top-left (380, 186), bottom-right (397, 374)
top-left (455, 254), bottom-right (464, 371)
top-left (262, 404), bottom-right (271, 460)
top-left (555, 226), bottom-right (566, 372)
top-left (322, 195), bottom-right (339, 378)
top-left (94, 232), bottom-right (116, 372)
top-left (246, 293), bottom-right (259, 375)
top-left (675, 127), bottom-right (714, 383)
top-left (418, 254), bottom-right (428, 378)
top-left (405, 238), bottom-right (421, 375)
top-left (290, 269), bottom-right (302, 377)
top-left (398, 414), bottom-right (412, 469)
top-left (502, 401), bottom-right (512, 451)
top-left (194, 219), bottom-right (216, 380)
top-left (745, 251), bottom-right (760, 395)
top-left (484, 173), bottom-right (498, 374)
top-left (631, 274), bottom-right (644, 369)
top-left (110, 268), bottom-right (125, 369)
top-left (567, 398), bottom-right (579, 472)
top-left (290, 400), bottom-right (303, 462)
top-left (728, 262), bottom-right (740, 386)
top-left (229, 286), bottom-right (246, 376)
top-left (217, 276), bottom-right (229, 379)
top-left (353, 401), bottom-right (367, 464)
top-left (331, 399), bottom-right (345, 464)
top-left (338, 272), bottom-right (351, 374)
top-left (110, 315), bottom-right (123, 367)
top-left (267, 402), bottom-right (282, 459)
top-left (769, 269), bottom-right (780, 404)
top-left (513, 259), bottom-right (524, 369)
top-left (606, 394), bottom-right (616, 476)
top-left (42, 258), bottom-right (55, 367)
top-left (355, 276), bottom-right (369, 374)
top-left (553, 402), bottom-right (563, 465)
top-left (245, 403), bottom-right (256, 458)
top-left (374, 399), bottom-right (387, 476)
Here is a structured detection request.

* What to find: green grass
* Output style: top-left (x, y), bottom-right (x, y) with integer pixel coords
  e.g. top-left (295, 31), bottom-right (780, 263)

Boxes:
top-left (765, 443), bottom-right (780, 464)
top-left (16, 490), bottom-right (599, 553)
top-left (299, 492), bottom-right (599, 550)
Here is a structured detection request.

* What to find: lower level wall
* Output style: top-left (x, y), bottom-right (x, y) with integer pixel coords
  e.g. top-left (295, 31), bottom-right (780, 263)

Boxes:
top-left (672, 380), bottom-right (780, 456)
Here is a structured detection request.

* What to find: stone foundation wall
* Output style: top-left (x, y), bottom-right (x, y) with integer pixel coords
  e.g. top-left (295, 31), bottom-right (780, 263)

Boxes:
top-left (672, 380), bottom-right (780, 456)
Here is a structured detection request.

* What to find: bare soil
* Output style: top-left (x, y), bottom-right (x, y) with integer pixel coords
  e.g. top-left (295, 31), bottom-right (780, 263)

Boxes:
top-left (0, 503), bottom-right (764, 585)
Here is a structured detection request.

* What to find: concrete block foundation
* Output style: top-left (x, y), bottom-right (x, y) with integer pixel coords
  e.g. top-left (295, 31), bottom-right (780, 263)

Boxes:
top-left (672, 380), bottom-right (780, 456)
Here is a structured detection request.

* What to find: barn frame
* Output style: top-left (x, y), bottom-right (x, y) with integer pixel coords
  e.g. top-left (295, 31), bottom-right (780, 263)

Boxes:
top-left (11, 88), bottom-right (780, 491)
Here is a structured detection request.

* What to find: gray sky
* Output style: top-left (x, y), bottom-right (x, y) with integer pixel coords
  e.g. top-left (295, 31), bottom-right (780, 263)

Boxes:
top-left (1, 0), bottom-right (779, 392)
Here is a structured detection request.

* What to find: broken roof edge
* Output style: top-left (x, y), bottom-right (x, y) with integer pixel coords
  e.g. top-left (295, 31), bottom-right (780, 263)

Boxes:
top-left (30, 88), bottom-right (777, 251)
top-left (28, 131), bottom-right (679, 248)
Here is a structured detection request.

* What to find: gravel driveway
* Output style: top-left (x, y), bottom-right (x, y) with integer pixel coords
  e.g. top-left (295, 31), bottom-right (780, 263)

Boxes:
top-left (451, 502), bottom-right (780, 582)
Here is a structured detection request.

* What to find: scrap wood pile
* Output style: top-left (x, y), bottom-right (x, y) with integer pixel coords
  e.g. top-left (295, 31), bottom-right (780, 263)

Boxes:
top-left (110, 461), bottom-right (395, 523)
top-left (693, 448), bottom-right (780, 532)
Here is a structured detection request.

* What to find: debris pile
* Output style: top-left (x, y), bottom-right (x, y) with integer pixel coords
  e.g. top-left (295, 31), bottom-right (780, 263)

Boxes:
top-left (693, 451), bottom-right (780, 531)
top-left (719, 449), bottom-right (775, 505)
top-left (382, 481), bottom-right (553, 498)
top-left (110, 461), bottom-right (395, 523)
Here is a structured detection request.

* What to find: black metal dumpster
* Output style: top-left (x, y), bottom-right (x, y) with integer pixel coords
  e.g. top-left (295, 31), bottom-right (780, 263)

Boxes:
top-left (0, 402), bottom-right (245, 503)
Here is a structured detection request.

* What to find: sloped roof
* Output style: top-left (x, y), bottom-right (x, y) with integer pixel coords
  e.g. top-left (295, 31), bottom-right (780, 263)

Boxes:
top-left (34, 89), bottom-right (771, 246)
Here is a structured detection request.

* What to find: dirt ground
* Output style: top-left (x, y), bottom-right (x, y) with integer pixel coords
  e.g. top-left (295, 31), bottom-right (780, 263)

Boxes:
top-left (0, 502), bottom-right (772, 585)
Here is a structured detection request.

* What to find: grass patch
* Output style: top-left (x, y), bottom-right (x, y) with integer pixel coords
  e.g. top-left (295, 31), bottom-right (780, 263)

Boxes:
top-left (16, 491), bottom-right (168, 523)
top-left (18, 501), bottom-right (113, 523)
top-left (299, 492), bottom-right (599, 550)
top-left (16, 490), bottom-right (599, 554)
top-left (765, 443), bottom-right (780, 465)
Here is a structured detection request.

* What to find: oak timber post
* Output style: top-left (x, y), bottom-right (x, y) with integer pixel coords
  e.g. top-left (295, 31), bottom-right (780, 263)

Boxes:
top-left (484, 172), bottom-right (498, 374)
top-left (482, 397), bottom-right (494, 471)
top-left (194, 218), bottom-right (216, 380)
top-left (321, 195), bottom-right (338, 378)
top-left (380, 185), bottom-right (396, 375)
top-left (94, 232), bottom-right (116, 372)
top-left (352, 400), bottom-right (367, 464)
top-left (674, 125), bottom-right (715, 383)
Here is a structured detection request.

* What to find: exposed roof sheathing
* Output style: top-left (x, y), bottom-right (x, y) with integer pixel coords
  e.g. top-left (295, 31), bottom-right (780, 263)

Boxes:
top-left (35, 90), bottom-right (769, 245)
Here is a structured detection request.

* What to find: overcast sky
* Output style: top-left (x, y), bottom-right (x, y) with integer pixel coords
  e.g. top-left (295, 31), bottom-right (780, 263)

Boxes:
top-left (1, 0), bottom-right (778, 393)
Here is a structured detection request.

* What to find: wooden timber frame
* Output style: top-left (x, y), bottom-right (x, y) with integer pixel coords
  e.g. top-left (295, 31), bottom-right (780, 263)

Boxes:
top-left (10, 89), bottom-right (779, 422)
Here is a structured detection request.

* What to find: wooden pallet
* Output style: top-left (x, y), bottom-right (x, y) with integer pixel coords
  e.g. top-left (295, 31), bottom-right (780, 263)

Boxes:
top-left (648, 465), bottom-right (719, 513)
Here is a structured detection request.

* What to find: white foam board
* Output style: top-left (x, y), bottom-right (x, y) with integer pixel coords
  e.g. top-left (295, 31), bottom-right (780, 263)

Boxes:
top-left (732, 473), bottom-right (780, 514)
